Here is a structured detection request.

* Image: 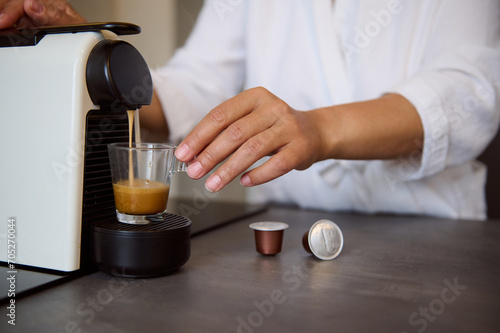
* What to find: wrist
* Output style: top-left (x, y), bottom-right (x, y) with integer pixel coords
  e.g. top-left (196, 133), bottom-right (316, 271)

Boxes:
top-left (307, 94), bottom-right (423, 162)
top-left (305, 107), bottom-right (343, 162)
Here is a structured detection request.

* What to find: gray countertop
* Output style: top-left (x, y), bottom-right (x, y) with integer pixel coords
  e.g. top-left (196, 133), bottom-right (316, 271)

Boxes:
top-left (2, 206), bottom-right (500, 332)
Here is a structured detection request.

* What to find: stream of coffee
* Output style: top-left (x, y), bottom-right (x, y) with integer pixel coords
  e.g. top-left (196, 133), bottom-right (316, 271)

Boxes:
top-left (112, 109), bottom-right (170, 215)
top-left (127, 110), bottom-right (135, 183)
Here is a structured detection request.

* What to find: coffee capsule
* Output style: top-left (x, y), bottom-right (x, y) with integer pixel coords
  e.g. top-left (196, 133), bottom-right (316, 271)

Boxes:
top-left (249, 222), bottom-right (289, 256)
top-left (303, 219), bottom-right (343, 260)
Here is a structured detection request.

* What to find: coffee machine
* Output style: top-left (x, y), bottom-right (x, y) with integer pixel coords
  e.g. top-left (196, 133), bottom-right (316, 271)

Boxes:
top-left (0, 23), bottom-right (191, 277)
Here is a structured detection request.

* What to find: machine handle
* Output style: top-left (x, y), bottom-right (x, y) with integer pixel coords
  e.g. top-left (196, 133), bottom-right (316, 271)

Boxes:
top-left (0, 22), bottom-right (141, 48)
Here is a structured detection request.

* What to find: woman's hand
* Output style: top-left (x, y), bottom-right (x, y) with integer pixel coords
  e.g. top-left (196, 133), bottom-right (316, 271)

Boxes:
top-left (174, 87), bottom-right (330, 192)
top-left (0, 0), bottom-right (85, 30)
top-left (175, 87), bottom-right (423, 193)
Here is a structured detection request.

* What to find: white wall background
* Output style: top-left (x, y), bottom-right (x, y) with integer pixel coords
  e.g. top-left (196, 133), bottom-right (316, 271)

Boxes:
top-left (71, 0), bottom-right (247, 203)
top-left (70, 0), bottom-right (177, 68)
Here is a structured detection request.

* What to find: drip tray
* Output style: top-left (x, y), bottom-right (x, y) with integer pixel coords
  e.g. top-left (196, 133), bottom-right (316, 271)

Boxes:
top-left (93, 213), bottom-right (191, 278)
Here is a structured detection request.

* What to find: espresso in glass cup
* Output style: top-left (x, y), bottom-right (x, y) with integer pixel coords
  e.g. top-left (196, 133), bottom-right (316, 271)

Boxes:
top-left (108, 143), bottom-right (187, 224)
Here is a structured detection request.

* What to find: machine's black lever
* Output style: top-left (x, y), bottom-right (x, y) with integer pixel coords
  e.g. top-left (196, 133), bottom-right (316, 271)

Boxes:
top-left (0, 22), bottom-right (140, 48)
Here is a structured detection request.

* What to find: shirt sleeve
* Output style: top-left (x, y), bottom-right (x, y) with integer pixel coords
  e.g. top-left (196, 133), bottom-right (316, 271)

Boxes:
top-left (385, 0), bottom-right (500, 181)
top-left (152, 0), bottom-right (247, 143)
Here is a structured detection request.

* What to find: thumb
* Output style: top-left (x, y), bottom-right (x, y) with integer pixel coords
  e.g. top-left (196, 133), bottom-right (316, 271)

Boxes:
top-left (24, 0), bottom-right (85, 26)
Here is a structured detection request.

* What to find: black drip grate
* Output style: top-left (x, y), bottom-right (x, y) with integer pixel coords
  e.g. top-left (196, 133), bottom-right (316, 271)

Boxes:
top-left (94, 213), bottom-right (192, 233)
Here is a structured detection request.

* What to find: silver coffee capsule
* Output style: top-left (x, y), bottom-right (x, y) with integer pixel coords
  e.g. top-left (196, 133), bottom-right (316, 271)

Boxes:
top-left (302, 219), bottom-right (343, 260)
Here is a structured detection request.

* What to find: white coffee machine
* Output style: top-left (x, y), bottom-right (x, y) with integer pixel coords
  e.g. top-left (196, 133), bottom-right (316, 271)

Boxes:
top-left (0, 23), bottom-right (154, 273)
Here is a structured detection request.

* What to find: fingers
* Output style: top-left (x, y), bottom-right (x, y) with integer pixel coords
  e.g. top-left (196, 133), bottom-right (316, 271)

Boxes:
top-left (0, 0), bottom-right (85, 30)
top-left (23, 0), bottom-right (86, 26)
top-left (186, 108), bottom-right (276, 178)
top-left (203, 125), bottom-right (287, 192)
top-left (240, 148), bottom-right (298, 187)
top-left (0, 0), bottom-right (25, 29)
top-left (175, 88), bottom-right (265, 163)
top-left (175, 87), bottom-right (284, 183)
top-left (16, 15), bottom-right (35, 28)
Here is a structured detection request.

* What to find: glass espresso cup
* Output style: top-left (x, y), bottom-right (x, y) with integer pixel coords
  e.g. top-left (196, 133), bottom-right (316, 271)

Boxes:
top-left (108, 143), bottom-right (187, 224)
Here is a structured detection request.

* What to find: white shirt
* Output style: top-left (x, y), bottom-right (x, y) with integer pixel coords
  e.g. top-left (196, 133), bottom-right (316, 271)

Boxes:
top-left (152, 0), bottom-right (500, 220)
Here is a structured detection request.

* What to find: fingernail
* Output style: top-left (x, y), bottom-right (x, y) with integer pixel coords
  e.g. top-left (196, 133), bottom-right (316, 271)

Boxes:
top-left (205, 175), bottom-right (222, 192)
top-left (187, 161), bottom-right (203, 179)
top-left (240, 174), bottom-right (253, 187)
top-left (31, 0), bottom-right (44, 14)
top-left (175, 143), bottom-right (190, 161)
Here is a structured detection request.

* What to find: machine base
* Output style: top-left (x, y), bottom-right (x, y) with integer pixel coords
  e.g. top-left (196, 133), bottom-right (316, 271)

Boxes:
top-left (92, 213), bottom-right (191, 278)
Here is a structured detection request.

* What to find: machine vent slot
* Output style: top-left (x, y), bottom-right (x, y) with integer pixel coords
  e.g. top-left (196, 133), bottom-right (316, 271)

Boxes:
top-left (83, 110), bottom-right (132, 220)
top-left (81, 109), bottom-right (134, 265)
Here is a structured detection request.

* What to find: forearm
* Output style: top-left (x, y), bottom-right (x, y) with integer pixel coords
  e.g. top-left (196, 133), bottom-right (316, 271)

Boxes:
top-left (138, 90), bottom-right (169, 142)
top-left (311, 93), bottom-right (424, 162)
